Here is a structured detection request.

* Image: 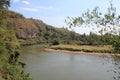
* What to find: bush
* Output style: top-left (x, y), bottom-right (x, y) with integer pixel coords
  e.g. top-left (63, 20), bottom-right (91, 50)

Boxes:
top-left (52, 39), bottom-right (59, 45)
top-left (113, 41), bottom-right (120, 53)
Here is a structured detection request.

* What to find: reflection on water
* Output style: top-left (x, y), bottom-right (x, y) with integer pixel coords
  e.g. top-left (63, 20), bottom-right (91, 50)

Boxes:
top-left (110, 56), bottom-right (120, 80)
top-left (21, 45), bottom-right (120, 80)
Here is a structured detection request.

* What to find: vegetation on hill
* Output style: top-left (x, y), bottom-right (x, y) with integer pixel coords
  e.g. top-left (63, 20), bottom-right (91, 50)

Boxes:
top-left (0, 1), bottom-right (31, 80)
top-left (6, 10), bottom-right (120, 54)
top-left (1, 0), bottom-right (120, 79)
top-left (6, 10), bottom-right (81, 46)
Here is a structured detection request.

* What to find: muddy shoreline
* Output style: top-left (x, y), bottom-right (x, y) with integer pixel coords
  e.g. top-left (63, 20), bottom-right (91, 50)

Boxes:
top-left (44, 48), bottom-right (120, 56)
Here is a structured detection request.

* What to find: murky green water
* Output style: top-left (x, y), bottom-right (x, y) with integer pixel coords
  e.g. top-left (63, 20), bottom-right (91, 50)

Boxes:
top-left (21, 45), bottom-right (120, 80)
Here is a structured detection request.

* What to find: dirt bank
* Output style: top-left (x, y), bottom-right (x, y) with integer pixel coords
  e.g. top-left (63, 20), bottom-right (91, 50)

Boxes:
top-left (44, 48), bottom-right (120, 56)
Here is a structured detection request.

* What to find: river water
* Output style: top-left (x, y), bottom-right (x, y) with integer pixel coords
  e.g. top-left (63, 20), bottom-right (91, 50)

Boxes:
top-left (21, 45), bottom-right (120, 80)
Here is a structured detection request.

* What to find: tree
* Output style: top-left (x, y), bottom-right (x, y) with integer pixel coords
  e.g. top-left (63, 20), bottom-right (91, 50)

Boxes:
top-left (0, 0), bottom-right (32, 79)
top-left (65, 1), bottom-right (120, 34)
top-left (65, 1), bottom-right (120, 53)
top-left (0, 0), bottom-right (10, 8)
top-left (51, 38), bottom-right (59, 45)
top-left (0, 0), bottom-right (10, 27)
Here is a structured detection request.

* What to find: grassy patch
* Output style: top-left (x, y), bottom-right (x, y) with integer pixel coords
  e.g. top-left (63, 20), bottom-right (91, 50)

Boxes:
top-left (51, 44), bottom-right (114, 53)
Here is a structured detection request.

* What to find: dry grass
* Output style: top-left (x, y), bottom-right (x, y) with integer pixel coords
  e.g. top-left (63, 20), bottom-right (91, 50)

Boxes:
top-left (51, 44), bottom-right (114, 53)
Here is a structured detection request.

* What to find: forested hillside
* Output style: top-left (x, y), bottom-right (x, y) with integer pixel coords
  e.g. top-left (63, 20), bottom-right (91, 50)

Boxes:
top-left (6, 10), bottom-right (81, 45)
top-left (0, 5), bottom-right (31, 80)
top-left (6, 10), bottom-right (120, 52)
top-left (1, 0), bottom-right (120, 80)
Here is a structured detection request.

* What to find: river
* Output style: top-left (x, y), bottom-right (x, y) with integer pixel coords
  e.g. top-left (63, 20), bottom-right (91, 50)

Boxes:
top-left (21, 45), bottom-right (120, 80)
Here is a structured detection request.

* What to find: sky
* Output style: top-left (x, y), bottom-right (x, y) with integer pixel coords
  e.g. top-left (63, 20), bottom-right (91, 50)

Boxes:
top-left (10, 0), bottom-right (120, 34)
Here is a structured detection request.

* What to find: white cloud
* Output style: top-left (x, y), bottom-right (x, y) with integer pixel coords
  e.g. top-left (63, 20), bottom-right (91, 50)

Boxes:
top-left (22, 0), bottom-right (30, 5)
top-left (21, 6), bottom-right (54, 12)
top-left (21, 7), bottom-right (39, 12)
top-left (13, 0), bottom-right (20, 2)
top-left (37, 6), bottom-right (54, 10)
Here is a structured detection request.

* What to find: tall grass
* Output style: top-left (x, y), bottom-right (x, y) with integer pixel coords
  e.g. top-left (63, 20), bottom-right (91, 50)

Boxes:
top-left (51, 44), bottom-right (114, 53)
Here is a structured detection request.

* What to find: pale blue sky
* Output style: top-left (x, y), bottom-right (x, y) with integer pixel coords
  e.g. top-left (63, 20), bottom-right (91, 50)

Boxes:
top-left (10, 0), bottom-right (120, 34)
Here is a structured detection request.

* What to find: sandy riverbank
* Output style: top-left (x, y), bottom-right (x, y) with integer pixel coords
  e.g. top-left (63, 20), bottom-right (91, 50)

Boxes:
top-left (44, 48), bottom-right (120, 56)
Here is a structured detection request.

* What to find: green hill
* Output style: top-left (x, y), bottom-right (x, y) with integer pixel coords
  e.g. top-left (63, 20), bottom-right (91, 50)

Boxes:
top-left (0, 9), bottom-right (81, 79)
top-left (0, 9), bottom-right (32, 80)
top-left (7, 10), bottom-right (81, 45)
top-left (0, 6), bottom-right (120, 80)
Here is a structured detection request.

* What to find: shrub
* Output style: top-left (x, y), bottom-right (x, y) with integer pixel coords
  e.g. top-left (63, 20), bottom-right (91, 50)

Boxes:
top-left (52, 39), bottom-right (59, 45)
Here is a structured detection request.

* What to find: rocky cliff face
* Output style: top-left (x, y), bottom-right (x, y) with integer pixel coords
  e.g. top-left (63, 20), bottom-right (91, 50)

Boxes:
top-left (7, 10), bottom-right (61, 39)
top-left (7, 11), bottom-right (39, 39)
top-left (7, 10), bottom-right (67, 39)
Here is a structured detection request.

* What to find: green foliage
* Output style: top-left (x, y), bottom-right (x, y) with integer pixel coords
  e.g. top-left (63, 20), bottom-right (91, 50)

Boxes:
top-left (0, 9), bottom-right (7, 28)
top-left (6, 7), bottom-right (120, 53)
top-left (112, 37), bottom-right (120, 53)
top-left (78, 33), bottom-right (120, 46)
top-left (18, 60), bottom-right (26, 68)
top-left (18, 26), bottom-right (81, 46)
top-left (0, 26), bottom-right (32, 79)
top-left (51, 39), bottom-right (59, 45)
top-left (65, 1), bottom-right (120, 34)
top-left (0, 1), bottom-right (32, 79)
top-left (0, 0), bottom-right (10, 8)
top-left (5, 10), bottom-right (82, 45)
top-left (65, 1), bottom-right (120, 53)
top-left (1, 65), bottom-right (32, 80)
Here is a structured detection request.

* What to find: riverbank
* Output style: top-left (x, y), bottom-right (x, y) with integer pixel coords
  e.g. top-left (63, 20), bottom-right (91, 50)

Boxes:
top-left (45, 44), bottom-right (120, 56)
top-left (44, 48), bottom-right (120, 56)
top-left (21, 44), bottom-right (120, 80)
